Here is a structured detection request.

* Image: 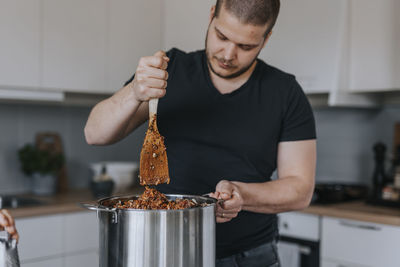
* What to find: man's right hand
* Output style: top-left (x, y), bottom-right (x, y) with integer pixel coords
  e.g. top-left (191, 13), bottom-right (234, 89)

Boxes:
top-left (0, 209), bottom-right (19, 242)
top-left (130, 50), bottom-right (169, 102)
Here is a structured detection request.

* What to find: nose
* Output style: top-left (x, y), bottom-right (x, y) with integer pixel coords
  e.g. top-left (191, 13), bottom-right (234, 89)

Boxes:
top-left (223, 43), bottom-right (236, 61)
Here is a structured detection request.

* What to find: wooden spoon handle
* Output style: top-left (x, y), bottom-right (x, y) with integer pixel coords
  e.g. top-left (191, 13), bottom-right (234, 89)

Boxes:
top-left (149, 98), bottom-right (158, 116)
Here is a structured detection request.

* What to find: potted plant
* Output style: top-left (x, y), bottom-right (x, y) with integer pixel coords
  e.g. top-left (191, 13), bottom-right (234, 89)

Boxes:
top-left (18, 144), bottom-right (64, 195)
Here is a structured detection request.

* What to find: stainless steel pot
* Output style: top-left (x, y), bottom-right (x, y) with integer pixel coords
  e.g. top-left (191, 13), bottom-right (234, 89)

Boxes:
top-left (82, 194), bottom-right (217, 267)
top-left (0, 231), bottom-right (20, 267)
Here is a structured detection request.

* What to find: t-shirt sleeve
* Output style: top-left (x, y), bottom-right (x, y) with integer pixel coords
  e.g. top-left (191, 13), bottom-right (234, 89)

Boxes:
top-left (123, 48), bottom-right (178, 87)
top-left (279, 78), bottom-right (316, 142)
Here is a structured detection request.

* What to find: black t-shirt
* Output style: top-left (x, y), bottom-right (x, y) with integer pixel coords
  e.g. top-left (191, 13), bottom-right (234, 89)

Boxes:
top-left (125, 48), bottom-right (316, 258)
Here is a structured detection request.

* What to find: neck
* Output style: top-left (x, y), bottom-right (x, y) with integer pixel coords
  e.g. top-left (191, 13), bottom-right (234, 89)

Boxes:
top-left (208, 61), bottom-right (257, 94)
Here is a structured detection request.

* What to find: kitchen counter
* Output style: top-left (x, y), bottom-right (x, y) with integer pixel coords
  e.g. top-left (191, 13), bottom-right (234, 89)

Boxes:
top-left (303, 201), bottom-right (400, 226)
top-left (8, 187), bottom-right (144, 219)
top-left (7, 189), bottom-right (400, 226)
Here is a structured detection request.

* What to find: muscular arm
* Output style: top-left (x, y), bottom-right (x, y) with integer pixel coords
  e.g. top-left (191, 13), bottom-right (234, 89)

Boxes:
top-left (84, 51), bottom-right (169, 145)
top-left (84, 84), bottom-right (148, 145)
top-left (212, 139), bottom-right (316, 222)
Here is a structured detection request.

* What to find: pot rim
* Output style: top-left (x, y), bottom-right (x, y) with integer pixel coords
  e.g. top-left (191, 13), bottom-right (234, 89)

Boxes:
top-left (96, 193), bottom-right (218, 212)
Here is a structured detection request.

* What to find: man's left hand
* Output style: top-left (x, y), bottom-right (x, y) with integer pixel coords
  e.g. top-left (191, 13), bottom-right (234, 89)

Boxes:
top-left (209, 180), bottom-right (244, 223)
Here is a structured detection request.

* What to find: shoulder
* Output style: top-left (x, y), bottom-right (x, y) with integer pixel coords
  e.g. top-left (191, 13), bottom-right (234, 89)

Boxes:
top-left (256, 59), bottom-right (304, 98)
top-left (167, 48), bottom-right (203, 64)
top-left (166, 48), bottom-right (204, 74)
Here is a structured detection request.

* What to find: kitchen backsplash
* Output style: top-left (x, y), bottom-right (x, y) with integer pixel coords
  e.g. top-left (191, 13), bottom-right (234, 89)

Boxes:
top-left (0, 102), bottom-right (146, 194)
top-left (0, 102), bottom-right (399, 194)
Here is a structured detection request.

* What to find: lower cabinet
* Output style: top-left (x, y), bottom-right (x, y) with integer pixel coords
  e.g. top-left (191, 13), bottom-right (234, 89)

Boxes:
top-left (23, 258), bottom-right (63, 267)
top-left (321, 259), bottom-right (368, 267)
top-left (15, 211), bottom-right (98, 267)
top-left (321, 216), bottom-right (400, 267)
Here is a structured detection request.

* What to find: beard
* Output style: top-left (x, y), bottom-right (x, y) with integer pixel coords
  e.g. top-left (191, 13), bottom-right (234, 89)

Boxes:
top-left (205, 28), bottom-right (260, 79)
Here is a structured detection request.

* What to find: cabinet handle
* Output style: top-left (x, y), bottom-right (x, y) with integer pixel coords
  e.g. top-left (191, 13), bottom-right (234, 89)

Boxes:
top-left (339, 220), bottom-right (381, 231)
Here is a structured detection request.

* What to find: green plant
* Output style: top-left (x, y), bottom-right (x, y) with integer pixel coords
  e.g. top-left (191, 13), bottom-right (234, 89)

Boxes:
top-left (18, 144), bottom-right (64, 176)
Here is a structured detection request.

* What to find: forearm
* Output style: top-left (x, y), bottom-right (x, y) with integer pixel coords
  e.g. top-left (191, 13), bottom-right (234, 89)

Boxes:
top-left (233, 175), bottom-right (315, 214)
top-left (84, 83), bottom-right (143, 145)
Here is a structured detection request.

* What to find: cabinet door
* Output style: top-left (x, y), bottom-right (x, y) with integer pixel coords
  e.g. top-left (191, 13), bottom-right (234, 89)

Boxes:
top-left (108, 0), bottom-right (162, 92)
top-left (64, 251), bottom-right (99, 267)
top-left (42, 0), bottom-right (107, 93)
top-left (23, 257), bottom-right (63, 267)
top-left (259, 0), bottom-right (347, 94)
top-left (321, 259), bottom-right (368, 267)
top-left (321, 216), bottom-right (400, 267)
top-left (348, 0), bottom-right (400, 92)
top-left (64, 211), bottom-right (99, 254)
top-left (16, 214), bottom-right (64, 261)
top-left (0, 0), bottom-right (41, 88)
top-left (278, 212), bottom-right (320, 242)
top-left (162, 0), bottom-right (215, 52)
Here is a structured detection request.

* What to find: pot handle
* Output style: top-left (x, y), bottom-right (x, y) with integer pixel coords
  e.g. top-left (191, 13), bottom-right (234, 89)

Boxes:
top-left (79, 203), bottom-right (119, 224)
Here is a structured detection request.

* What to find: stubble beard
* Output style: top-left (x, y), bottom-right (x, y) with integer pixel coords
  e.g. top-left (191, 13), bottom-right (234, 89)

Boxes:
top-left (205, 28), bottom-right (260, 80)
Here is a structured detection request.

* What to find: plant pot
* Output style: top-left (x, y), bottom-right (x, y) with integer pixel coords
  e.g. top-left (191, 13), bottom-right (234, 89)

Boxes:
top-left (31, 173), bottom-right (57, 196)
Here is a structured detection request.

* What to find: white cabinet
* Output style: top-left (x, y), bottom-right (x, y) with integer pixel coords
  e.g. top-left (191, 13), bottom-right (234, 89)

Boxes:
top-left (321, 216), bottom-right (400, 267)
top-left (41, 0), bottom-right (107, 93)
top-left (23, 257), bottom-right (63, 267)
top-left (278, 211), bottom-right (320, 242)
top-left (162, 0), bottom-right (214, 52)
top-left (64, 210), bottom-right (99, 253)
top-left (260, 0), bottom-right (347, 94)
top-left (15, 211), bottom-right (99, 266)
top-left (0, 0), bottom-right (162, 96)
top-left (108, 0), bottom-right (162, 91)
top-left (0, 0), bottom-right (41, 89)
top-left (64, 251), bottom-right (99, 267)
top-left (17, 214), bottom-right (64, 261)
top-left (321, 259), bottom-right (367, 267)
top-left (348, 0), bottom-right (400, 92)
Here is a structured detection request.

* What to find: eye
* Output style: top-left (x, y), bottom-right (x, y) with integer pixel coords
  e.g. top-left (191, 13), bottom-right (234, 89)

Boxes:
top-left (217, 32), bottom-right (227, 41)
top-left (239, 45), bottom-right (254, 51)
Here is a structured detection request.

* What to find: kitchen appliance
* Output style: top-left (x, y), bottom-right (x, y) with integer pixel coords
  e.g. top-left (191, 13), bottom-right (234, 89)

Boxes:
top-left (312, 183), bottom-right (369, 204)
top-left (82, 194), bottom-right (217, 267)
top-left (278, 212), bottom-right (320, 267)
top-left (90, 162), bottom-right (139, 193)
top-left (0, 231), bottom-right (20, 267)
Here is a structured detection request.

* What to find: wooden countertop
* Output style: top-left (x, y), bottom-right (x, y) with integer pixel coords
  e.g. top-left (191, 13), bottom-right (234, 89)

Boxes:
top-left (303, 201), bottom-right (400, 226)
top-left (8, 187), bottom-right (144, 219)
top-left (7, 189), bottom-right (400, 227)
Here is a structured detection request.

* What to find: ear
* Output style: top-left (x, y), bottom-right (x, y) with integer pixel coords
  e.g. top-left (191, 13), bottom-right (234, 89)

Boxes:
top-left (262, 31), bottom-right (273, 49)
top-left (209, 5), bottom-right (216, 24)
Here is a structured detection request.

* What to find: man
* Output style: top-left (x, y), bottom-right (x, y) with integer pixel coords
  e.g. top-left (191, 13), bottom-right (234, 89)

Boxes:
top-left (85, 0), bottom-right (316, 266)
top-left (0, 209), bottom-right (19, 242)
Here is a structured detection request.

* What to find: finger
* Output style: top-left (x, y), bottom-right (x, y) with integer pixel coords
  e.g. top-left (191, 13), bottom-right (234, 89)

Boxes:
top-left (0, 211), bottom-right (10, 227)
top-left (141, 55), bottom-right (168, 70)
top-left (12, 232), bottom-right (19, 243)
top-left (143, 67), bottom-right (168, 80)
top-left (145, 88), bottom-right (166, 99)
top-left (2, 210), bottom-right (15, 227)
top-left (215, 180), bottom-right (233, 200)
top-left (143, 77), bottom-right (167, 90)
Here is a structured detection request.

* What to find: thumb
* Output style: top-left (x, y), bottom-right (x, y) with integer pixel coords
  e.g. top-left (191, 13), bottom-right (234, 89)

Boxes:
top-left (215, 180), bottom-right (233, 200)
top-left (153, 50), bottom-right (169, 62)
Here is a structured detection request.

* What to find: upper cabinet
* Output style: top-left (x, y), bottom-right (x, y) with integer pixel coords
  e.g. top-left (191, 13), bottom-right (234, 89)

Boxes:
top-left (42, 0), bottom-right (108, 93)
top-left (0, 0), bottom-right (41, 89)
top-left (0, 0), bottom-right (162, 96)
top-left (162, 0), bottom-right (214, 52)
top-left (259, 0), bottom-right (347, 95)
top-left (0, 0), bottom-right (398, 104)
top-left (347, 0), bottom-right (400, 93)
top-left (108, 0), bottom-right (162, 92)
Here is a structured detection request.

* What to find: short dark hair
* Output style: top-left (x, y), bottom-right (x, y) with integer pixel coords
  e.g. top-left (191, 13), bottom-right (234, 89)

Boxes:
top-left (214, 0), bottom-right (280, 36)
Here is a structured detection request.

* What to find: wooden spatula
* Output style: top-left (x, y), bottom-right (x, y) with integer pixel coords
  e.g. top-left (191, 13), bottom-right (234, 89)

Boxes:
top-left (139, 98), bottom-right (170, 185)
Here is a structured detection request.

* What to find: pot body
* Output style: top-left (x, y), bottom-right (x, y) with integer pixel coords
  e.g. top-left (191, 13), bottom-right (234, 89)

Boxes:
top-left (96, 195), bottom-right (216, 267)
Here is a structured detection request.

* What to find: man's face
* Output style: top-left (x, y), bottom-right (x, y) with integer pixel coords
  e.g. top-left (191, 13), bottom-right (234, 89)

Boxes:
top-left (205, 6), bottom-right (270, 79)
